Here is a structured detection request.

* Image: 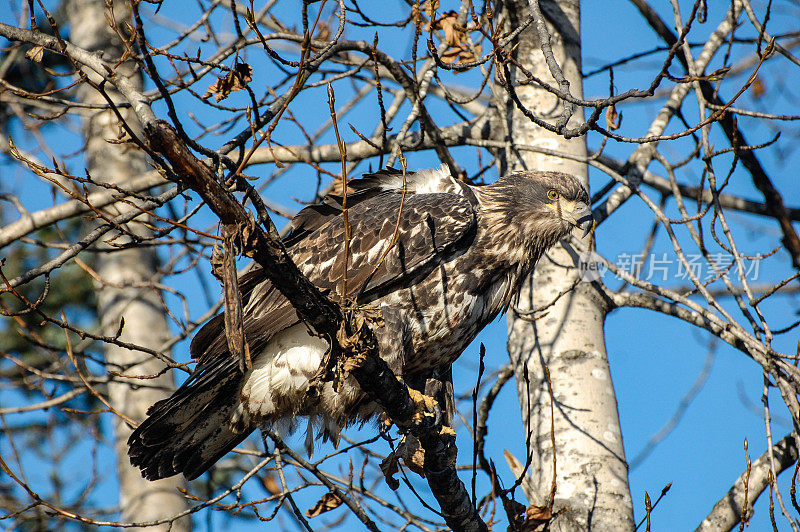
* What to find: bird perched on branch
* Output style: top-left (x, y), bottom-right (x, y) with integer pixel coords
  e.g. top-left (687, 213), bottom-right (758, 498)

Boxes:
top-left (128, 165), bottom-right (592, 481)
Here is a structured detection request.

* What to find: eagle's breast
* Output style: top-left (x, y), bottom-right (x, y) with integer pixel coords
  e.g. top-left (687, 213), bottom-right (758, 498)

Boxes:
top-left (379, 256), bottom-right (515, 375)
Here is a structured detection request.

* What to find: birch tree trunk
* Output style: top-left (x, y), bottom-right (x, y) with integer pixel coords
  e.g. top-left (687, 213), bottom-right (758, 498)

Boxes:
top-left (67, 1), bottom-right (190, 529)
top-left (498, 1), bottom-right (634, 529)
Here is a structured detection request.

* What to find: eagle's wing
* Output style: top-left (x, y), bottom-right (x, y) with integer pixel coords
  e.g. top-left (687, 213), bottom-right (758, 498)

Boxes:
top-left (289, 190), bottom-right (476, 302)
top-left (283, 165), bottom-right (466, 247)
top-left (189, 267), bottom-right (300, 366)
top-left (191, 189), bottom-right (476, 368)
top-left (130, 187), bottom-right (476, 480)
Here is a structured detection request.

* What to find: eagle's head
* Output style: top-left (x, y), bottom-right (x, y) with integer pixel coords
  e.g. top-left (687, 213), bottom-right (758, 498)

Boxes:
top-left (478, 170), bottom-right (592, 253)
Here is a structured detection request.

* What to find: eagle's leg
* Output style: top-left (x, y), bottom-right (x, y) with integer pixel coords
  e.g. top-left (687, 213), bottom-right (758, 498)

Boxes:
top-left (259, 428), bottom-right (271, 455)
top-left (423, 365), bottom-right (455, 427)
top-left (403, 364), bottom-right (454, 430)
top-left (389, 367), bottom-right (458, 479)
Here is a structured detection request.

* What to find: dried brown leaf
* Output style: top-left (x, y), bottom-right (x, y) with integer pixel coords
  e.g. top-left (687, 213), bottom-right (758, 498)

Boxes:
top-left (751, 76), bottom-right (766, 99)
top-left (423, 0), bottom-right (440, 27)
top-left (432, 10), bottom-right (481, 67)
top-left (397, 434), bottom-right (426, 476)
top-left (25, 45), bottom-right (44, 63)
top-left (526, 504), bottom-right (553, 521)
top-left (380, 452), bottom-right (401, 490)
top-left (340, 352), bottom-right (367, 377)
top-left (204, 62), bottom-right (253, 102)
top-left (334, 311), bottom-right (375, 389)
top-left (262, 472), bottom-right (281, 496)
top-left (503, 449), bottom-right (522, 473)
top-left (440, 425), bottom-right (456, 437)
top-left (514, 504), bottom-right (555, 531)
top-left (605, 104), bottom-right (622, 131)
top-left (336, 308), bottom-right (383, 373)
top-left (305, 491), bottom-right (343, 518)
top-left (461, 43), bottom-right (482, 63)
top-left (440, 46), bottom-right (462, 64)
top-left (438, 11), bottom-right (461, 47)
top-left (336, 314), bottom-right (364, 351)
top-left (380, 433), bottom-right (427, 490)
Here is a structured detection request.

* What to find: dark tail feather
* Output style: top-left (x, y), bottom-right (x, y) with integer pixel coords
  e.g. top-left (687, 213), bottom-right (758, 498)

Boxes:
top-left (128, 360), bottom-right (252, 480)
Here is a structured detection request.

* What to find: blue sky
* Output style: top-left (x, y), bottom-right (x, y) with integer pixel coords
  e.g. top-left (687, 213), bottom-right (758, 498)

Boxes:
top-left (2, 0), bottom-right (800, 530)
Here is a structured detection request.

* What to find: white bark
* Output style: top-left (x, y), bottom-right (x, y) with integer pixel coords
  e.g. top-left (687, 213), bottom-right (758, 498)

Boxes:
top-left (498, 1), bottom-right (634, 529)
top-left (66, 1), bottom-right (190, 529)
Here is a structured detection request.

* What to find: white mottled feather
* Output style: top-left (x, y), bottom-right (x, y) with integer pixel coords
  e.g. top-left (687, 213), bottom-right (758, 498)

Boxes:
top-left (233, 324), bottom-right (368, 454)
top-left (239, 324), bottom-right (327, 420)
top-left (407, 164), bottom-right (460, 194)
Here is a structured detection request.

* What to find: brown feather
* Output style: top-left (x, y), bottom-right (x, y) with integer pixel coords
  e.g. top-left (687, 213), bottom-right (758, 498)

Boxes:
top-left (128, 166), bottom-right (589, 480)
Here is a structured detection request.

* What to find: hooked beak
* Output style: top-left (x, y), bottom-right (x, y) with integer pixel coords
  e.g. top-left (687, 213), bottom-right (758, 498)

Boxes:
top-left (562, 201), bottom-right (594, 238)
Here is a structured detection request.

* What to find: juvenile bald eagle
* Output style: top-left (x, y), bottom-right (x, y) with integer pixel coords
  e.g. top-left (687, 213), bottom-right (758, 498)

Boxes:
top-left (128, 166), bottom-right (591, 480)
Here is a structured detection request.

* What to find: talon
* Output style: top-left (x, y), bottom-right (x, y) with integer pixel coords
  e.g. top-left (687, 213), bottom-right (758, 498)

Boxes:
top-left (440, 425), bottom-right (456, 437)
top-left (407, 388), bottom-right (439, 426)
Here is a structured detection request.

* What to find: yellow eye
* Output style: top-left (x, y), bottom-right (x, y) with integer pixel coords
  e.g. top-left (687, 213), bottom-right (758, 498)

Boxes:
top-left (547, 189), bottom-right (559, 201)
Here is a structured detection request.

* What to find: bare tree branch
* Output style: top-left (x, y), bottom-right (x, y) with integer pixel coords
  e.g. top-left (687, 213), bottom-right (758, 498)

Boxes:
top-left (695, 433), bottom-right (798, 532)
